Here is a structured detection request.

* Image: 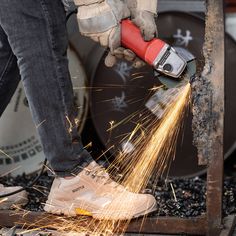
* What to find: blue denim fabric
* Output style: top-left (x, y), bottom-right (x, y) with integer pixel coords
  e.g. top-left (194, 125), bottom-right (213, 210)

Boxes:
top-left (0, 0), bottom-right (94, 177)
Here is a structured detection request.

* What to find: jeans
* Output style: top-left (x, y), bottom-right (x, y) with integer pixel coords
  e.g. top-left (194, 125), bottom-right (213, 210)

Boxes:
top-left (0, 0), bottom-right (93, 177)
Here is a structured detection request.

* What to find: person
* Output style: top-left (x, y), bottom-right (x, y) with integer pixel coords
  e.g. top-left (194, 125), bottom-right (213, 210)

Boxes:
top-left (0, 0), bottom-right (158, 220)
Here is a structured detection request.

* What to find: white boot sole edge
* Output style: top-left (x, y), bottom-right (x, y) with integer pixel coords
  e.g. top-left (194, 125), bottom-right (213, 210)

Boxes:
top-left (44, 200), bottom-right (157, 221)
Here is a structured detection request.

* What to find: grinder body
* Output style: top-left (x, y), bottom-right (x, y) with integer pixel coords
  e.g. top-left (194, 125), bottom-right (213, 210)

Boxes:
top-left (121, 20), bottom-right (187, 79)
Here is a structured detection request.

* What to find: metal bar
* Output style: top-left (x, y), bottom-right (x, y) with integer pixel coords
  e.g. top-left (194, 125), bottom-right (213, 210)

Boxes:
top-left (126, 216), bottom-right (207, 235)
top-left (0, 210), bottom-right (207, 235)
top-left (204, 0), bottom-right (225, 235)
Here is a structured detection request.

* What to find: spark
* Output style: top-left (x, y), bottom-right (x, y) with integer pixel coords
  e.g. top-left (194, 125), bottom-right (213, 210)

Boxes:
top-left (128, 123), bottom-right (141, 141)
top-left (122, 84), bottom-right (191, 191)
top-left (36, 119), bottom-right (46, 129)
top-left (9, 84), bottom-right (191, 236)
top-left (131, 75), bottom-right (145, 80)
top-left (0, 149), bottom-right (13, 160)
top-left (84, 142), bottom-right (92, 149)
top-left (31, 186), bottom-right (48, 196)
top-left (95, 146), bottom-right (114, 162)
top-left (107, 111), bottom-right (140, 132)
top-left (107, 120), bottom-right (115, 139)
top-left (131, 72), bottom-right (149, 76)
top-left (149, 85), bottom-right (164, 91)
top-left (73, 85), bottom-right (146, 90)
top-left (75, 118), bottom-right (80, 126)
top-left (20, 227), bottom-right (47, 234)
top-left (109, 120), bottom-right (115, 129)
top-left (79, 83), bottom-right (192, 235)
top-left (0, 197), bottom-right (8, 204)
top-left (170, 182), bottom-right (178, 202)
top-left (43, 164), bottom-right (55, 176)
top-left (66, 116), bottom-right (73, 133)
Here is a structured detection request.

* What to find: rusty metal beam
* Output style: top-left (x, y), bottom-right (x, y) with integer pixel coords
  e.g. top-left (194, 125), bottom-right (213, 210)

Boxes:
top-left (0, 210), bottom-right (207, 235)
top-left (126, 216), bottom-right (207, 235)
top-left (1, 211), bottom-right (235, 236)
top-left (204, 0), bottom-right (225, 235)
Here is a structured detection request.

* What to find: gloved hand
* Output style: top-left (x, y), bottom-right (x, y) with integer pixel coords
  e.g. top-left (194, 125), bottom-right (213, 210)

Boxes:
top-left (75, 0), bottom-right (145, 68)
top-left (126, 0), bottom-right (158, 41)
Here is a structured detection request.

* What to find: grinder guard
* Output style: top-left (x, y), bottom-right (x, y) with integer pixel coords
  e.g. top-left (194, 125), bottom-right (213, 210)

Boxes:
top-left (157, 47), bottom-right (197, 89)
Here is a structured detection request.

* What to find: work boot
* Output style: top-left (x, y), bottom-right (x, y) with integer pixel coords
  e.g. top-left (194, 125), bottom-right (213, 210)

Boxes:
top-left (0, 184), bottom-right (28, 210)
top-left (44, 161), bottom-right (157, 220)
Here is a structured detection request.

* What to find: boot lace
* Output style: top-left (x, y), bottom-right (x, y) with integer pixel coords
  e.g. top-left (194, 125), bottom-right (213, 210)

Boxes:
top-left (84, 166), bottom-right (123, 190)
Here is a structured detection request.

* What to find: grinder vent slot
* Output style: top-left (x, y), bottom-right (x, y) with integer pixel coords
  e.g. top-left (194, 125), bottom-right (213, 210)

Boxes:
top-left (159, 50), bottom-right (171, 65)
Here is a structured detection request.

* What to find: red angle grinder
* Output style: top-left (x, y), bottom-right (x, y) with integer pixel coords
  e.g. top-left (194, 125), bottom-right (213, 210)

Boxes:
top-left (121, 19), bottom-right (196, 88)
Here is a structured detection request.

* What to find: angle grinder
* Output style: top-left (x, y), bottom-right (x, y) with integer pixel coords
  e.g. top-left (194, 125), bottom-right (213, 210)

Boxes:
top-left (121, 19), bottom-right (196, 88)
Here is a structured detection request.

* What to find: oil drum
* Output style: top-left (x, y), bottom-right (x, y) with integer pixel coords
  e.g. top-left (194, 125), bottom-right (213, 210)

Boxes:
top-left (83, 12), bottom-right (236, 178)
top-left (0, 46), bottom-right (89, 176)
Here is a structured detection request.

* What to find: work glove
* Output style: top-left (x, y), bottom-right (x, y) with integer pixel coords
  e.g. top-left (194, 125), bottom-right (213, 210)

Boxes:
top-left (75, 0), bottom-right (145, 68)
top-left (126, 0), bottom-right (158, 41)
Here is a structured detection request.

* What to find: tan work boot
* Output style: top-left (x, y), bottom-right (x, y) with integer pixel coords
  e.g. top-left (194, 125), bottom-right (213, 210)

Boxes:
top-left (44, 161), bottom-right (157, 220)
top-left (0, 184), bottom-right (28, 210)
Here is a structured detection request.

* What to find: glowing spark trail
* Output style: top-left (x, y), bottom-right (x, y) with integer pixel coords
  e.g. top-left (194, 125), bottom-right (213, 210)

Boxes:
top-left (121, 84), bottom-right (191, 192)
top-left (13, 83), bottom-right (191, 236)
top-left (79, 83), bottom-right (192, 235)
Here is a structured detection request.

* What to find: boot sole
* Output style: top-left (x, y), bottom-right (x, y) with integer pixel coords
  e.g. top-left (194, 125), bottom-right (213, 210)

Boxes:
top-left (44, 199), bottom-right (157, 220)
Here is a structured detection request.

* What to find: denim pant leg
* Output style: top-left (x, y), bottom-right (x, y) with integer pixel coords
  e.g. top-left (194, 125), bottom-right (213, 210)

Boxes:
top-left (0, 0), bottom-right (93, 177)
top-left (0, 25), bottom-right (20, 117)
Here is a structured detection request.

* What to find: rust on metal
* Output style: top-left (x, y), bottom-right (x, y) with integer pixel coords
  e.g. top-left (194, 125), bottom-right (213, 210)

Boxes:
top-left (191, 0), bottom-right (224, 166)
top-left (126, 216), bottom-right (207, 235)
top-left (205, 0), bottom-right (225, 235)
top-left (0, 210), bottom-right (207, 235)
top-left (192, 0), bottom-right (225, 235)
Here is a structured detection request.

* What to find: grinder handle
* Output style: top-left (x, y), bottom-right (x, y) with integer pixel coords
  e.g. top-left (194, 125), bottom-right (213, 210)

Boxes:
top-left (121, 19), bottom-right (166, 66)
